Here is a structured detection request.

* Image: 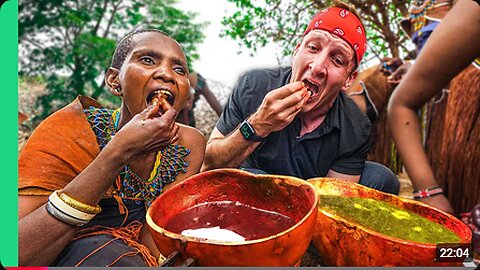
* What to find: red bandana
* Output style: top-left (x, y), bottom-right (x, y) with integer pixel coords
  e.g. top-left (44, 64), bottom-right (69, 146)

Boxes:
top-left (303, 7), bottom-right (367, 65)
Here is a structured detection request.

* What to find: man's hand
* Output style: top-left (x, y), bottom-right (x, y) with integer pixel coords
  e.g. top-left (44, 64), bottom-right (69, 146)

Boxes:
top-left (379, 57), bottom-right (403, 76)
top-left (248, 82), bottom-right (310, 137)
top-left (379, 57), bottom-right (413, 84)
top-left (417, 194), bottom-right (455, 215)
top-left (387, 62), bottom-right (413, 84)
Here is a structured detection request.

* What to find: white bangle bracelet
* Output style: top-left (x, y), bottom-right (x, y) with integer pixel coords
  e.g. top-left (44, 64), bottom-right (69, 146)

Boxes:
top-left (45, 201), bottom-right (89, 226)
top-left (48, 190), bottom-right (96, 221)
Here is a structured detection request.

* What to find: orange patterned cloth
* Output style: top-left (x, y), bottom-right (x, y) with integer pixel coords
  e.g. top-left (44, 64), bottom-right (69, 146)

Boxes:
top-left (19, 96), bottom-right (101, 192)
top-left (18, 96), bottom-right (159, 266)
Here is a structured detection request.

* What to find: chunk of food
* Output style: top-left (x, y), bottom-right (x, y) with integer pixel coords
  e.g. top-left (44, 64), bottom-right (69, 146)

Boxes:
top-left (146, 90), bottom-right (174, 117)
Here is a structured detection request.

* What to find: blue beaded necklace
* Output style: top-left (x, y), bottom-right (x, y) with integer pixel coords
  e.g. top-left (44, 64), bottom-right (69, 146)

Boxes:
top-left (84, 107), bottom-right (190, 207)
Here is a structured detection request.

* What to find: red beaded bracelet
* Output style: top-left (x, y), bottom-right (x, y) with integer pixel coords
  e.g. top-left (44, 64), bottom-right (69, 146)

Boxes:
top-left (412, 186), bottom-right (444, 199)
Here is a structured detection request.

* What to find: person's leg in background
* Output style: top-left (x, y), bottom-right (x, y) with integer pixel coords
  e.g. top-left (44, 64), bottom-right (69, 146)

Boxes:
top-left (240, 167), bottom-right (268, 175)
top-left (359, 161), bottom-right (400, 195)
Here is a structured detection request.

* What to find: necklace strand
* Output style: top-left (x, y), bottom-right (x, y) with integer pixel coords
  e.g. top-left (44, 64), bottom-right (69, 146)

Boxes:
top-left (84, 107), bottom-right (190, 206)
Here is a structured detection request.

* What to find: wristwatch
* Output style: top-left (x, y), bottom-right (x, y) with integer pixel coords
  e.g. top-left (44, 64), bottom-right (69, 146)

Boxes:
top-left (239, 119), bottom-right (265, 142)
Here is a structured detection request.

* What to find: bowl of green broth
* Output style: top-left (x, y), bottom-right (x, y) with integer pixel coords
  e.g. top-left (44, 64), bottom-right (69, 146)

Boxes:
top-left (308, 178), bottom-right (472, 266)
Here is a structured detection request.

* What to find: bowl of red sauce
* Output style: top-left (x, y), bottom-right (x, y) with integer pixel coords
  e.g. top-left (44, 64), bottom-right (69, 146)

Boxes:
top-left (308, 177), bottom-right (472, 266)
top-left (146, 169), bottom-right (318, 266)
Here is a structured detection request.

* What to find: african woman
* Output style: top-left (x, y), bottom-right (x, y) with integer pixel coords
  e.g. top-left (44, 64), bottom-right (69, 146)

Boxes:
top-left (18, 29), bottom-right (206, 266)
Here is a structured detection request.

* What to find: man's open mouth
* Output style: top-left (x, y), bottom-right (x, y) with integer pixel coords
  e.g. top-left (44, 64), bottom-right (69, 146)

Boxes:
top-left (303, 79), bottom-right (319, 97)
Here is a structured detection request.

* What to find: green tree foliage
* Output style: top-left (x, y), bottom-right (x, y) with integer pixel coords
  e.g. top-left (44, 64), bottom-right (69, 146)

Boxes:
top-left (221, 0), bottom-right (411, 66)
top-left (19, 0), bottom-right (206, 122)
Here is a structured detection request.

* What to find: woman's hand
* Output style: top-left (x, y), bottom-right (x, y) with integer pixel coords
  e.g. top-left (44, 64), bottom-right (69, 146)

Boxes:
top-left (110, 102), bottom-right (179, 160)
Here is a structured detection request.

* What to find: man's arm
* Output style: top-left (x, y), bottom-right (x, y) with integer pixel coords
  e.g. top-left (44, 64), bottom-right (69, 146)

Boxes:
top-left (327, 170), bottom-right (361, 183)
top-left (201, 127), bottom-right (262, 171)
top-left (388, 0), bottom-right (480, 214)
top-left (202, 82), bottom-right (310, 171)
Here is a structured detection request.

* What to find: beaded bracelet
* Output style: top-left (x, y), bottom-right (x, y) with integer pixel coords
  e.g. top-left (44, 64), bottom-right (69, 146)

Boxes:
top-left (412, 186), bottom-right (444, 199)
top-left (57, 190), bottom-right (102, 214)
top-left (48, 190), bottom-right (96, 221)
top-left (45, 201), bottom-right (89, 226)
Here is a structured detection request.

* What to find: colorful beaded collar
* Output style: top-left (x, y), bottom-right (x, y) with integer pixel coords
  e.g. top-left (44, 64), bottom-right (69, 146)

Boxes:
top-left (84, 107), bottom-right (190, 206)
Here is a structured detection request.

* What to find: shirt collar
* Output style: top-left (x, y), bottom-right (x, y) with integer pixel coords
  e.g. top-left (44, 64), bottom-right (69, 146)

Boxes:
top-left (296, 93), bottom-right (342, 140)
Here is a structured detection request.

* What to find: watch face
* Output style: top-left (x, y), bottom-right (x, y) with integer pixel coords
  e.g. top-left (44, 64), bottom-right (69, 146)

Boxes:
top-left (240, 120), bottom-right (263, 142)
top-left (240, 122), bottom-right (252, 139)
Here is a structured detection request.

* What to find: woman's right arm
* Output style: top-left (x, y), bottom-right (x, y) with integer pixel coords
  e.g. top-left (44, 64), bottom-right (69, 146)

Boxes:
top-left (388, 0), bottom-right (480, 213)
top-left (18, 142), bottom-right (128, 266)
top-left (19, 106), bottom-right (178, 266)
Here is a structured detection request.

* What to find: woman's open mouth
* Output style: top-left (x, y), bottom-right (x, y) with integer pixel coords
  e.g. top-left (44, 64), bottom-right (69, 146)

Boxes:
top-left (146, 90), bottom-right (175, 107)
top-left (146, 90), bottom-right (175, 115)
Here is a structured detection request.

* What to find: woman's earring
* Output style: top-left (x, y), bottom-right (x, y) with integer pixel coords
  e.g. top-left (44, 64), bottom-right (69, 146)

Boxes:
top-left (115, 87), bottom-right (121, 93)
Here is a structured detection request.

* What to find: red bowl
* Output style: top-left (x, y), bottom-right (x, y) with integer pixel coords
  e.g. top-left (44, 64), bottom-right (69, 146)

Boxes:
top-left (146, 169), bottom-right (318, 266)
top-left (308, 178), bottom-right (472, 266)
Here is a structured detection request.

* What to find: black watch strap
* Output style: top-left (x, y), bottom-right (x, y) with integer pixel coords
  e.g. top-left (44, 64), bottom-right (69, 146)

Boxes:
top-left (239, 119), bottom-right (265, 142)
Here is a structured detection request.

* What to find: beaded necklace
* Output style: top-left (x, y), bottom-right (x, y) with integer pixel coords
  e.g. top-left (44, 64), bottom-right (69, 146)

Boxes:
top-left (409, 0), bottom-right (437, 32)
top-left (84, 107), bottom-right (190, 207)
top-left (409, 1), bottom-right (480, 71)
top-left (409, 0), bottom-right (451, 32)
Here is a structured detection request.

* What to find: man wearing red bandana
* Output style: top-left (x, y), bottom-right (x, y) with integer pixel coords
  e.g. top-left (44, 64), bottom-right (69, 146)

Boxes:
top-left (203, 1), bottom-right (399, 194)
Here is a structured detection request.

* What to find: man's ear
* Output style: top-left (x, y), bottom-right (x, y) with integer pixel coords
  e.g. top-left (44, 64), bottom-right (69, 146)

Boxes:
top-left (341, 70), bottom-right (358, 91)
top-left (105, 67), bottom-right (122, 96)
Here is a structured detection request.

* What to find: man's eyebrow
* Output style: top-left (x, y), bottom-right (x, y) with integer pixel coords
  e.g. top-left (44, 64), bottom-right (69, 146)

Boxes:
top-left (333, 47), bottom-right (351, 57)
top-left (307, 32), bottom-right (353, 53)
top-left (305, 33), bottom-right (326, 43)
top-left (329, 39), bottom-right (352, 55)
